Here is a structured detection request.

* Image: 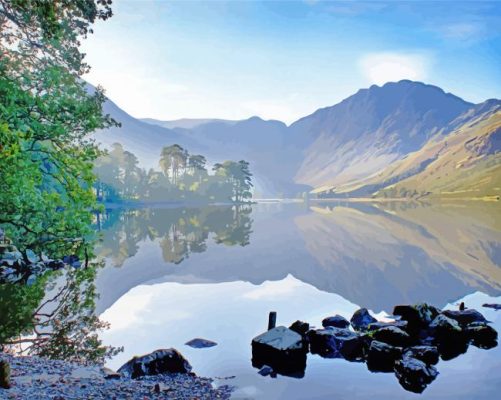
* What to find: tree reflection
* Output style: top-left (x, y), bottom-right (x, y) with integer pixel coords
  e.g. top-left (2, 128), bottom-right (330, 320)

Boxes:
top-left (95, 205), bottom-right (253, 267)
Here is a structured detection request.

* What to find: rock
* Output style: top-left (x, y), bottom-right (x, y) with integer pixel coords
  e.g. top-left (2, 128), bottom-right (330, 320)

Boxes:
top-left (403, 346), bottom-right (439, 365)
top-left (257, 366), bottom-right (274, 377)
top-left (25, 249), bottom-right (39, 264)
top-left (394, 356), bottom-right (439, 393)
top-left (117, 349), bottom-right (192, 379)
top-left (483, 303), bottom-right (501, 310)
top-left (366, 340), bottom-right (402, 372)
top-left (443, 309), bottom-right (488, 326)
top-left (322, 315), bottom-right (350, 329)
top-left (251, 326), bottom-right (307, 377)
top-left (373, 326), bottom-right (412, 347)
top-left (185, 338), bottom-right (217, 349)
top-left (437, 340), bottom-right (469, 361)
top-left (289, 320), bottom-right (310, 338)
top-left (415, 303), bottom-right (441, 325)
top-left (308, 327), bottom-right (365, 361)
top-left (102, 367), bottom-right (121, 380)
top-left (429, 314), bottom-right (462, 339)
top-left (350, 308), bottom-right (377, 331)
top-left (466, 324), bottom-right (498, 349)
top-left (0, 360), bottom-right (10, 389)
top-left (367, 320), bottom-right (408, 331)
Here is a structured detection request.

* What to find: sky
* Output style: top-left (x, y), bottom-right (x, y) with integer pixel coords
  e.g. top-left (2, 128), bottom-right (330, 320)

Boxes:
top-left (82, 0), bottom-right (501, 124)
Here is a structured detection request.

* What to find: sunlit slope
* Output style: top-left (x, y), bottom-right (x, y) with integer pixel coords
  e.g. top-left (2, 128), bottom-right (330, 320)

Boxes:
top-left (375, 106), bottom-right (501, 199)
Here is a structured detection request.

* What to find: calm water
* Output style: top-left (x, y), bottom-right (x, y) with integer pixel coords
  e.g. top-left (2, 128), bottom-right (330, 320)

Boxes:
top-left (95, 201), bottom-right (501, 399)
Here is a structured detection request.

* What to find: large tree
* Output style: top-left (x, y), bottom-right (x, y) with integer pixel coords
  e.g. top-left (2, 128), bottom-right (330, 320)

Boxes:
top-left (0, 0), bottom-right (116, 257)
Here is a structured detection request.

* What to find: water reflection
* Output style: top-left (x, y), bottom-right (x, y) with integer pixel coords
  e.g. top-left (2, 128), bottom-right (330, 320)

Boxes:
top-left (96, 201), bottom-right (501, 313)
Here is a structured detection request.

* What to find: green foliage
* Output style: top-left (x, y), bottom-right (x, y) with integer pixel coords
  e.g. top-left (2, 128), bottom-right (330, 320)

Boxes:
top-left (94, 143), bottom-right (254, 203)
top-left (0, 1), bottom-right (117, 258)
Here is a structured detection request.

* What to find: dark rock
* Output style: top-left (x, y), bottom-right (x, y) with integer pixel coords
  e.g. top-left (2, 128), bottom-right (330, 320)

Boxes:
top-left (366, 340), bottom-right (402, 372)
top-left (117, 348), bottom-right (192, 379)
top-left (184, 338), bottom-right (217, 349)
top-left (466, 324), bottom-right (498, 349)
top-left (308, 327), bottom-right (365, 361)
top-left (252, 326), bottom-right (307, 378)
top-left (483, 303), bottom-right (501, 310)
top-left (350, 308), bottom-right (377, 331)
top-left (403, 346), bottom-right (439, 365)
top-left (415, 303), bottom-right (441, 325)
top-left (438, 340), bottom-right (469, 361)
top-left (367, 320), bottom-right (408, 331)
top-left (373, 326), bottom-right (412, 347)
top-left (289, 320), bottom-right (310, 338)
top-left (429, 314), bottom-right (462, 339)
top-left (393, 305), bottom-right (422, 333)
top-left (0, 360), bottom-right (11, 389)
top-left (459, 302), bottom-right (465, 311)
top-left (322, 315), bottom-right (350, 329)
top-left (443, 309), bottom-right (488, 326)
top-left (394, 356), bottom-right (439, 393)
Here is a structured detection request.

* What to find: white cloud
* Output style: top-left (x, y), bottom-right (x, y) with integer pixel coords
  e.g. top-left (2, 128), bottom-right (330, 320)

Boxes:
top-left (359, 52), bottom-right (431, 86)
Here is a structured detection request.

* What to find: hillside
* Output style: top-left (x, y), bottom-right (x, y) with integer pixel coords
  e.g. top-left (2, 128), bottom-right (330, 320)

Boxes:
top-left (290, 80), bottom-right (472, 192)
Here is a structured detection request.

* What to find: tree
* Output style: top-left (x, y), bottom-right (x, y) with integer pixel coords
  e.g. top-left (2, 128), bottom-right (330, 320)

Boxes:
top-left (0, 0), bottom-right (117, 258)
top-left (213, 160), bottom-right (253, 202)
top-left (159, 144), bottom-right (188, 185)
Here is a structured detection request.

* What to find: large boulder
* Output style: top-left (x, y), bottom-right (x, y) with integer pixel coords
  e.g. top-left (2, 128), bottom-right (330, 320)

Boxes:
top-left (393, 303), bottom-right (440, 334)
top-left (118, 349), bottom-right (192, 379)
top-left (322, 315), bottom-right (350, 329)
top-left (373, 326), bottom-right (412, 347)
top-left (429, 314), bottom-right (462, 339)
top-left (415, 303), bottom-right (441, 326)
top-left (466, 324), bottom-right (498, 349)
top-left (394, 356), bottom-right (439, 393)
top-left (443, 309), bottom-right (487, 326)
top-left (350, 308), bottom-right (377, 331)
top-left (366, 340), bottom-right (402, 372)
top-left (403, 346), bottom-right (439, 365)
top-left (252, 326), bottom-right (307, 377)
top-left (308, 327), bottom-right (365, 361)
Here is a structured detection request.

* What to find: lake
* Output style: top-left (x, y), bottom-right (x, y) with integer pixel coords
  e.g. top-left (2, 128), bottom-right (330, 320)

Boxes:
top-left (94, 201), bottom-right (501, 399)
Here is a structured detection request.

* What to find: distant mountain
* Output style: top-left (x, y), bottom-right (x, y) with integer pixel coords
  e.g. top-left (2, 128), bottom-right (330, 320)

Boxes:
top-left (141, 117), bottom-right (238, 130)
top-left (94, 80), bottom-right (499, 199)
top-left (290, 80), bottom-right (472, 193)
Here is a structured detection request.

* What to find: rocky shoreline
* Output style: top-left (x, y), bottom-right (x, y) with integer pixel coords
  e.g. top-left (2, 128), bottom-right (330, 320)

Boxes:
top-left (0, 352), bottom-right (234, 399)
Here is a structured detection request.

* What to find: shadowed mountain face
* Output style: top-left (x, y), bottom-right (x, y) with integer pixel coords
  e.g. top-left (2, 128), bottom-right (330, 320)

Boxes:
top-left (94, 80), bottom-right (501, 198)
top-left (290, 81), bottom-right (472, 192)
top-left (95, 202), bottom-right (501, 314)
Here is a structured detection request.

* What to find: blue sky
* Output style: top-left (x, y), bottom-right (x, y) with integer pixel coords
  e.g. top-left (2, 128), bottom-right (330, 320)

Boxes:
top-left (82, 0), bottom-right (501, 124)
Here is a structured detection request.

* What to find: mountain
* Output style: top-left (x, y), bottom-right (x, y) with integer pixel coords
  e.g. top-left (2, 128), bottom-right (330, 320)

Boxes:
top-left (290, 80), bottom-right (473, 193)
top-left (375, 100), bottom-right (501, 199)
top-left (141, 118), bottom-right (238, 130)
top-left (94, 80), bottom-right (499, 199)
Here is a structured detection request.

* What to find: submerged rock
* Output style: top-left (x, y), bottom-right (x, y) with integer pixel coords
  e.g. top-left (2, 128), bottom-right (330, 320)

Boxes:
top-left (366, 340), bottom-right (402, 372)
top-left (252, 326), bottom-right (307, 377)
top-left (118, 349), bottom-right (192, 379)
top-left (403, 346), bottom-right (439, 365)
top-left (184, 338), bottom-right (217, 349)
top-left (394, 356), bottom-right (439, 393)
top-left (350, 308), bottom-right (377, 331)
top-left (373, 326), bottom-right (412, 347)
top-left (442, 309), bottom-right (487, 326)
top-left (322, 315), bottom-right (350, 329)
top-left (483, 303), bottom-right (501, 311)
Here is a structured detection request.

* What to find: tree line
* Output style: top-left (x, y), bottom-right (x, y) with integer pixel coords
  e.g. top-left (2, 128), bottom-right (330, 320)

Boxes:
top-left (94, 143), bottom-right (253, 203)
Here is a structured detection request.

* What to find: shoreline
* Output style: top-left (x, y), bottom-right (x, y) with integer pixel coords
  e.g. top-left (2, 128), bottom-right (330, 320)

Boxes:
top-left (0, 352), bottom-right (234, 400)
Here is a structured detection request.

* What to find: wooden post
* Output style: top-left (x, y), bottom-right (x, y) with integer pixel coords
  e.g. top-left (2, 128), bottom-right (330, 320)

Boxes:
top-left (268, 311), bottom-right (277, 330)
top-left (0, 360), bottom-right (10, 389)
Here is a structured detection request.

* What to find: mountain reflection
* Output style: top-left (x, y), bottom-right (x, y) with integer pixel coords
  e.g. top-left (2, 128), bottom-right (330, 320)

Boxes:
top-left (95, 202), bottom-right (501, 313)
